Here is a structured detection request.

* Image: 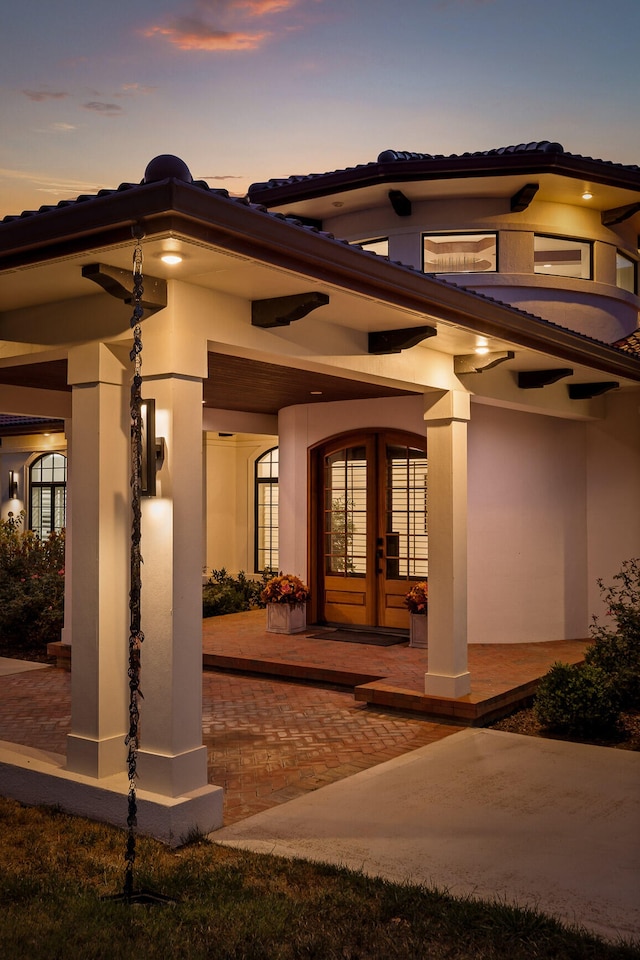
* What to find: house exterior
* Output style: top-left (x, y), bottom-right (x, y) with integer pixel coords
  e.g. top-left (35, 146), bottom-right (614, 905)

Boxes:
top-left (0, 142), bottom-right (638, 839)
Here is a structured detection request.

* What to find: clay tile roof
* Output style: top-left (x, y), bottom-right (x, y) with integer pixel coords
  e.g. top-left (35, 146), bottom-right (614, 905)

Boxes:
top-left (1, 178), bottom-right (230, 225)
top-left (248, 141), bottom-right (640, 198)
top-left (614, 331), bottom-right (640, 358)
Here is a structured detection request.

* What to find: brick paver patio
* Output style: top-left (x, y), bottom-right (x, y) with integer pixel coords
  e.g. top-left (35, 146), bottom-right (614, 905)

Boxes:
top-left (0, 663), bottom-right (459, 826)
top-left (0, 613), bottom-right (589, 826)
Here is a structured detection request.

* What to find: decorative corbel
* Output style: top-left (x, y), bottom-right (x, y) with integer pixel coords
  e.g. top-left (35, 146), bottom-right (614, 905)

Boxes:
top-left (368, 325), bottom-right (437, 355)
top-left (251, 292), bottom-right (329, 328)
top-left (82, 263), bottom-right (167, 314)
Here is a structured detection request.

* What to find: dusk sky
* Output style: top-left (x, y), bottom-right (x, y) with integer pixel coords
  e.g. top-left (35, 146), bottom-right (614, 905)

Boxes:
top-left (1, 0), bottom-right (639, 217)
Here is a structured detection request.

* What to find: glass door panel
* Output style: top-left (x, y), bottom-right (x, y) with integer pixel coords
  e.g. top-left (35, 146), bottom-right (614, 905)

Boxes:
top-left (323, 446), bottom-right (367, 576)
top-left (385, 444), bottom-right (428, 580)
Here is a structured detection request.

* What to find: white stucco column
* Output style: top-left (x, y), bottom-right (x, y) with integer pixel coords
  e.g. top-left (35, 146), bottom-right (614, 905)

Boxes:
top-left (134, 372), bottom-right (210, 797)
top-left (66, 344), bottom-right (129, 778)
top-left (424, 389), bottom-right (471, 698)
top-left (122, 289), bottom-right (218, 804)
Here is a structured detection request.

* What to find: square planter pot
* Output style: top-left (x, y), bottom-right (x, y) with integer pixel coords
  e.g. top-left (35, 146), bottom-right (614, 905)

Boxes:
top-left (409, 612), bottom-right (428, 648)
top-left (266, 603), bottom-right (307, 635)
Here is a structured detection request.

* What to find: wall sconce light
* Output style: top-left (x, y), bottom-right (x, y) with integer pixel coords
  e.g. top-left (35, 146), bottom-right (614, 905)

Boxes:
top-left (8, 470), bottom-right (18, 499)
top-left (140, 399), bottom-right (166, 497)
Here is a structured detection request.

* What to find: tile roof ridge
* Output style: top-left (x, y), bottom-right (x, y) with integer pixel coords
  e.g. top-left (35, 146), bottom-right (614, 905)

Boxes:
top-left (249, 141), bottom-right (640, 193)
top-left (1, 175), bottom-right (230, 224)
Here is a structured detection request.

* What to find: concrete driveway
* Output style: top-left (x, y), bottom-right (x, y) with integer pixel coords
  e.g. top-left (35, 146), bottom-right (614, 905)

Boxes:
top-left (214, 728), bottom-right (640, 944)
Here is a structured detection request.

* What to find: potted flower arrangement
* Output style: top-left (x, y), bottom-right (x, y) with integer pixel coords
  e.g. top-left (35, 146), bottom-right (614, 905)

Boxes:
top-left (404, 581), bottom-right (428, 648)
top-left (261, 574), bottom-right (311, 634)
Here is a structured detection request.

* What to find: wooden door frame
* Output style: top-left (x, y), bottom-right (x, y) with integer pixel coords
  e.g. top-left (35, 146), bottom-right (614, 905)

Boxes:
top-left (308, 428), bottom-right (427, 627)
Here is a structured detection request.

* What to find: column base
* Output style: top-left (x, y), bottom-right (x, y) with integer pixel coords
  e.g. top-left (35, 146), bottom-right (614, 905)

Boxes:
top-left (0, 740), bottom-right (223, 846)
top-left (424, 671), bottom-right (471, 698)
top-left (66, 733), bottom-right (127, 779)
top-left (137, 745), bottom-right (209, 798)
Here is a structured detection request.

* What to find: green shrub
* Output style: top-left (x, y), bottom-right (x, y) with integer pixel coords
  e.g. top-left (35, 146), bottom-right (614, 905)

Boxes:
top-left (202, 568), bottom-right (272, 618)
top-left (585, 558), bottom-right (640, 709)
top-left (533, 661), bottom-right (621, 738)
top-left (0, 512), bottom-right (65, 650)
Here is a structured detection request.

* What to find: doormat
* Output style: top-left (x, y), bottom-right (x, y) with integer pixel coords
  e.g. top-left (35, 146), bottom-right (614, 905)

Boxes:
top-left (308, 630), bottom-right (408, 647)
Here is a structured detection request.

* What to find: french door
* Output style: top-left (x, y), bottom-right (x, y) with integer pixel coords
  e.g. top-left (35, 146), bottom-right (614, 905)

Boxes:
top-left (311, 430), bottom-right (428, 630)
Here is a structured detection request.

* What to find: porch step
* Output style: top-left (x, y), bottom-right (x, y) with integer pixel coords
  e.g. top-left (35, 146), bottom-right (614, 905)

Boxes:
top-left (354, 678), bottom-right (541, 725)
top-left (47, 642), bottom-right (71, 671)
top-left (203, 652), bottom-right (380, 689)
top-left (204, 651), bottom-right (540, 725)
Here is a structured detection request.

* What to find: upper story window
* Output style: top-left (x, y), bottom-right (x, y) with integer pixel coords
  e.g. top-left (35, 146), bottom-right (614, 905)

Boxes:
top-left (30, 452), bottom-right (67, 539)
top-left (355, 238), bottom-right (389, 257)
top-left (534, 235), bottom-right (591, 279)
top-left (423, 233), bottom-right (497, 274)
top-left (616, 251), bottom-right (637, 293)
top-left (255, 447), bottom-right (278, 574)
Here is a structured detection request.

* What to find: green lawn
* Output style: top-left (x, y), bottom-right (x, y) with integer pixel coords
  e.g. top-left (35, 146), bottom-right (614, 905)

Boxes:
top-left (0, 797), bottom-right (638, 960)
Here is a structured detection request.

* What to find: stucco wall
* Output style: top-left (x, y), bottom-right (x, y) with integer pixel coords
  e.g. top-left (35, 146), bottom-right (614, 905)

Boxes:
top-left (203, 432), bottom-right (277, 574)
top-left (467, 403), bottom-right (589, 643)
top-left (324, 196), bottom-right (640, 344)
top-left (586, 389), bottom-right (640, 619)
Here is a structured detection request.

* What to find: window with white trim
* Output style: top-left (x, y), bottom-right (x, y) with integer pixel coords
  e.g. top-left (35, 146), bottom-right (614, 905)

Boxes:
top-left (30, 452), bottom-right (67, 538)
top-left (423, 233), bottom-right (497, 273)
top-left (255, 447), bottom-right (279, 573)
top-left (616, 251), bottom-right (637, 293)
top-left (356, 238), bottom-right (389, 257)
top-left (534, 235), bottom-right (592, 279)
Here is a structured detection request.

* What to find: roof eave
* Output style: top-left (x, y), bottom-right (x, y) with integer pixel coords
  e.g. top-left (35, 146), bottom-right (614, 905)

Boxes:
top-left (1, 178), bottom-right (638, 384)
top-left (248, 152), bottom-right (640, 207)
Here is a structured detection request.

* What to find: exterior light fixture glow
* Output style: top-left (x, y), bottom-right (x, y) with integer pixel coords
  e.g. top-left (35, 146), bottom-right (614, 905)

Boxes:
top-left (582, 191), bottom-right (593, 200)
top-left (8, 471), bottom-right (18, 499)
top-left (475, 346), bottom-right (490, 356)
top-left (160, 253), bottom-right (183, 265)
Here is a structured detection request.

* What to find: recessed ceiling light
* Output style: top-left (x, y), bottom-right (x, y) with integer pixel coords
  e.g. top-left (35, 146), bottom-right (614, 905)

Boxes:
top-left (332, 202), bottom-right (344, 208)
top-left (475, 347), bottom-right (490, 356)
top-left (582, 191), bottom-right (593, 200)
top-left (161, 253), bottom-right (183, 265)
top-left (310, 390), bottom-right (323, 395)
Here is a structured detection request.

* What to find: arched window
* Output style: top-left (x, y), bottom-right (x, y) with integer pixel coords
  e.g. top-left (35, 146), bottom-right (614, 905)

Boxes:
top-left (255, 447), bottom-right (278, 573)
top-left (30, 452), bottom-right (67, 538)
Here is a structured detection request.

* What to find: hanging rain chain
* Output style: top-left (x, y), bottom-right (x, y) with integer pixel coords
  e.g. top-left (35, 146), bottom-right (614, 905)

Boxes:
top-left (124, 235), bottom-right (146, 902)
top-left (102, 230), bottom-right (174, 907)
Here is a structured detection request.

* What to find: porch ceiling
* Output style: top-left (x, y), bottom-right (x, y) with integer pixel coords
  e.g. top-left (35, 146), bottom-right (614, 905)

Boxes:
top-left (0, 352), bottom-right (416, 432)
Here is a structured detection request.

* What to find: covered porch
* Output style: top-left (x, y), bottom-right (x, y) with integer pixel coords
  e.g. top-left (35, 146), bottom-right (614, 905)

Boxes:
top-left (7, 615), bottom-right (588, 831)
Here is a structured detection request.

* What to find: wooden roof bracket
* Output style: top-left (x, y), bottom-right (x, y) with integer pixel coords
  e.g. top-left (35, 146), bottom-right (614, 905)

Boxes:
top-left (517, 368), bottom-right (573, 389)
top-left (368, 325), bottom-right (437, 354)
top-left (251, 292), bottom-right (329, 328)
top-left (568, 382), bottom-right (619, 400)
top-left (510, 183), bottom-right (539, 212)
top-left (388, 190), bottom-right (412, 217)
top-left (82, 263), bottom-right (167, 314)
top-left (455, 350), bottom-right (514, 374)
top-left (601, 203), bottom-right (640, 227)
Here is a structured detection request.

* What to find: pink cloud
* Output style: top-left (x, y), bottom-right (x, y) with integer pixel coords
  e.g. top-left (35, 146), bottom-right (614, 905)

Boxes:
top-left (145, 23), bottom-right (268, 51)
top-left (144, 0), bottom-right (306, 53)
top-left (236, 0), bottom-right (299, 14)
